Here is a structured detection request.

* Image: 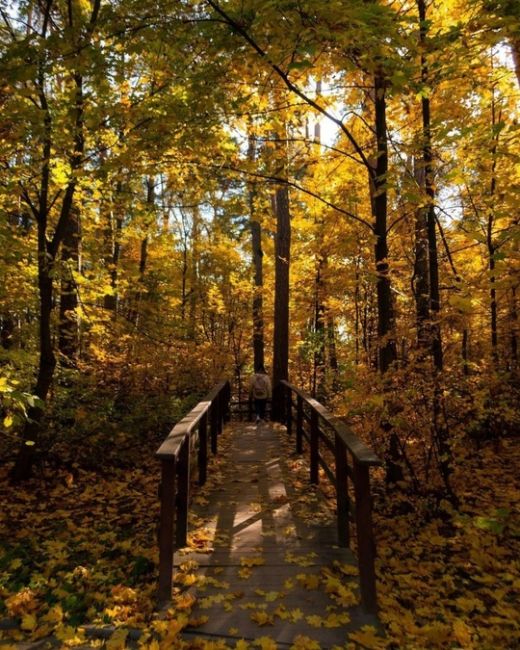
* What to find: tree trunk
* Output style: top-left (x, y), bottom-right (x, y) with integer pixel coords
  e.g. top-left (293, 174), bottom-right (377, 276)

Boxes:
top-left (413, 161), bottom-right (430, 354)
top-left (187, 207), bottom-right (200, 340)
top-left (371, 70), bottom-right (397, 374)
top-left (58, 205), bottom-right (80, 361)
top-left (104, 179), bottom-right (123, 313)
top-left (510, 287), bottom-right (518, 369)
top-left (271, 186), bottom-right (291, 421)
top-left (248, 132), bottom-right (264, 370)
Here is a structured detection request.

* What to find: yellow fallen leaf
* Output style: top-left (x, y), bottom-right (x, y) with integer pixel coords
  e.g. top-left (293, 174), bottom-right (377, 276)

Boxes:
top-left (250, 610), bottom-right (274, 626)
top-left (106, 628), bottom-right (128, 650)
top-left (20, 613), bottom-right (37, 631)
top-left (296, 573), bottom-right (320, 590)
top-left (254, 636), bottom-right (277, 650)
top-left (453, 619), bottom-right (473, 648)
top-left (290, 635), bottom-right (321, 649)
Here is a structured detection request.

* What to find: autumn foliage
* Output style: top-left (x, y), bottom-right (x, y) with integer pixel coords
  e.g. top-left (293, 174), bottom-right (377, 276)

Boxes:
top-left (1, 0), bottom-right (519, 648)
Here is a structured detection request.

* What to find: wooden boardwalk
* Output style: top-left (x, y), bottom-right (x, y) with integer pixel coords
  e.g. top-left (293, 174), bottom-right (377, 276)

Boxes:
top-left (176, 420), bottom-right (380, 648)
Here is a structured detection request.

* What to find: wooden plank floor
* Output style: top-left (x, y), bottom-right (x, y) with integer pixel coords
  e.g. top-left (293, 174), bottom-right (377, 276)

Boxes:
top-left (176, 421), bottom-right (380, 648)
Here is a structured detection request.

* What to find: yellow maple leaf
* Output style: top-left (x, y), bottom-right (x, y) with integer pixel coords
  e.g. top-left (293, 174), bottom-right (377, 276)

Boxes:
top-left (236, 641), bottom-right (249, 650)
top-left (20, 613), bottom-right (37, 631)
top-left (250, 610), bottom-right (274, 626)
top-left (348, 626), bottom-right (387, 649)
top-left (296, 573), bottom-right (320, 590)
top-left (290, 635), bottom-right (321, 649)
top-left (453, 619), bottom-right (473, 648)
top-left (106, 628), bottom-right (128, 650)
top-left (254, 636), bottom-right (277, 650)
top-left (238, 567), bottom-right (252, 579)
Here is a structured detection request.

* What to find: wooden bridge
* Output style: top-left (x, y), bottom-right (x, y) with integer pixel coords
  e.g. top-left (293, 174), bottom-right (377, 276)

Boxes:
top-left (156, 381), bottom-right (382, 647)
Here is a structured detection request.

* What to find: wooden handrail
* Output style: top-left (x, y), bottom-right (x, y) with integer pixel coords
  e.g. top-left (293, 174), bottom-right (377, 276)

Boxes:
top-left (156, 380), bottom-right (230, 603)
top-left (280, 380), bottom-right (381, 615)
top-left (281, 381), bottom-right (380, 465)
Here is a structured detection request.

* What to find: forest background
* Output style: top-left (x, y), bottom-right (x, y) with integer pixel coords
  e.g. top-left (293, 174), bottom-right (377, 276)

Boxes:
top-left (0, 0), bottom-right (519, 648)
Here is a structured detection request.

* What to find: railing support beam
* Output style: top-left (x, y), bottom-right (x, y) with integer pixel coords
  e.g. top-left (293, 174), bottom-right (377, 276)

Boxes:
top-left (353, 462), bottom-right (378, 614)
top-left (158, 458), bottom-right (176, 603)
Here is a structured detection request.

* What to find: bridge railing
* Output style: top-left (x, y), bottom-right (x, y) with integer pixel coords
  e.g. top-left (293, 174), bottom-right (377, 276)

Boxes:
top-left (156, 380), bottom-right (231, 602)
top-left (280, 380), bottom-right (382, 614)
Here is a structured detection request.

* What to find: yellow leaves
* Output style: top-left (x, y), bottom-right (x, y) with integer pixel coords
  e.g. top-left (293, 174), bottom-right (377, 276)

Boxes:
top-left (284, 551), bottom-right (317, 567)
top-left (348, 626), bottom-right (387, 649)
top-left (20, 613), bottom-right (37, 631)
top-left (253, 636), bottom-right (277, 650)
top-left (5, 588), bottom-right (39, 616)
top-left (173, 592), bottom-right (196, 611)
top-left (238, 567), bottom-right (252, 579)
top-left (106, 628), bottom-right (128, 650)
top-left (453, 620), bottom-right (474, 648)
top-left (250, 610), bottom-right (274, 626)
top-left (55, 624), bottom-right (86, 646)
top-left (296, 573), bottom-right (320, 590)
top-left (290, 635), bottom-right (321, 649)
top-left (41, 604), bottom-right (64, 625)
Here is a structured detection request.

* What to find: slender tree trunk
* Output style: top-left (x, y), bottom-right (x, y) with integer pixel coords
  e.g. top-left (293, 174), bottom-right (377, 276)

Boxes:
top-left (129, 178), bottom-right (153, 325)
top-left (327, 314), bottom-right (338, 374)
top-left (487, 81), bottom-right (500, 368)
top-left (413, 160), bottom-right (430, 354)
top-left (104, 179), bottom-right (123, 313)
top-left (462, 328), bottom-right (469, 376)
top-left (248, 132), bottom-right (264, 370)
top-left (417, 0), bottom-right (443, 371)
top-left (58, 205), bottom-right (80, 361)
top-left (271, 186), bottom-right (291, 421)
top-left (312, 256), bottom-right (326, 399)
top-left (188, 207), bottom-right (200, 340)
top-left (371, 69), bottom-right (397, 374)
top-left (510, 287), bottom-right (518, 369)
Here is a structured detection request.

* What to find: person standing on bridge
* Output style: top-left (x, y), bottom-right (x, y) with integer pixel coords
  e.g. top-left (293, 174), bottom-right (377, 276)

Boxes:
top-left (249, 365), bottom-right (272, 424)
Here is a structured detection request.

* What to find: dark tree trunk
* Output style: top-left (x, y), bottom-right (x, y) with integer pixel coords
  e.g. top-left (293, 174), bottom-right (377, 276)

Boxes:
top-left (271, 186), bottom-right (291, 421)
top-left (129, 178), bottom-right (152, 325)
top-left (187, 207), bottom-right (200, 340)
top-left (1, 316), bottom-right (15, 349)
top-left (104, 179), bottom-right (123, 313)
top-left (413, 161), bottom-right (430, 354)
top-left (248, 133), bottom-right (264, 370)
top-left (371, 70), bottom-right (396, 375)
top-left (417, 0), bottom-right (443, 371)
top-left (511, 287), bottom-right (518, 368)
top-left (58, 205), bottom-right (80, 361)
top-left (327, 314), bottom-right (338, 373)
top-left (312, 256), bottom-right (326, 399)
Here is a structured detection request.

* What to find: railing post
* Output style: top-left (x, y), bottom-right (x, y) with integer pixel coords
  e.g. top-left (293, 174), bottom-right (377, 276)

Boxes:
top-left (352, 461), bottom-right (378, 614)
top-left (217, 394), bottom-right (223, 435)
top-left (158, 457), bottom-right (176, 603)
top-left (210, 404), bottom-right (218, 454)
top-left (176, 439), bottom-right (190, 548)
top-left (334, 434), bottom-right (350, 547)
top-left (310, 409), bottom-right (319, 484)
top-left (296, 395), bottom-right (303, 454)
top-left (224, 382), bottom-right (231, 422)
top-left (286, 385), bottom-right (292, 436)
top-left (198, 412), bottom-right (208, 486)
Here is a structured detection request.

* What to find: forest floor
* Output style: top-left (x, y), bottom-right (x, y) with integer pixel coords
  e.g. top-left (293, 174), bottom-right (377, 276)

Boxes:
top-left (0, 425), bottom-right (519, 649)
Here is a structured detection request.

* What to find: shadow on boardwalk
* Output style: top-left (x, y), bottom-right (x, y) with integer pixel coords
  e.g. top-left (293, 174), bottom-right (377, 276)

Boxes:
top-left (177, 421), bottom-right (380, 648)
